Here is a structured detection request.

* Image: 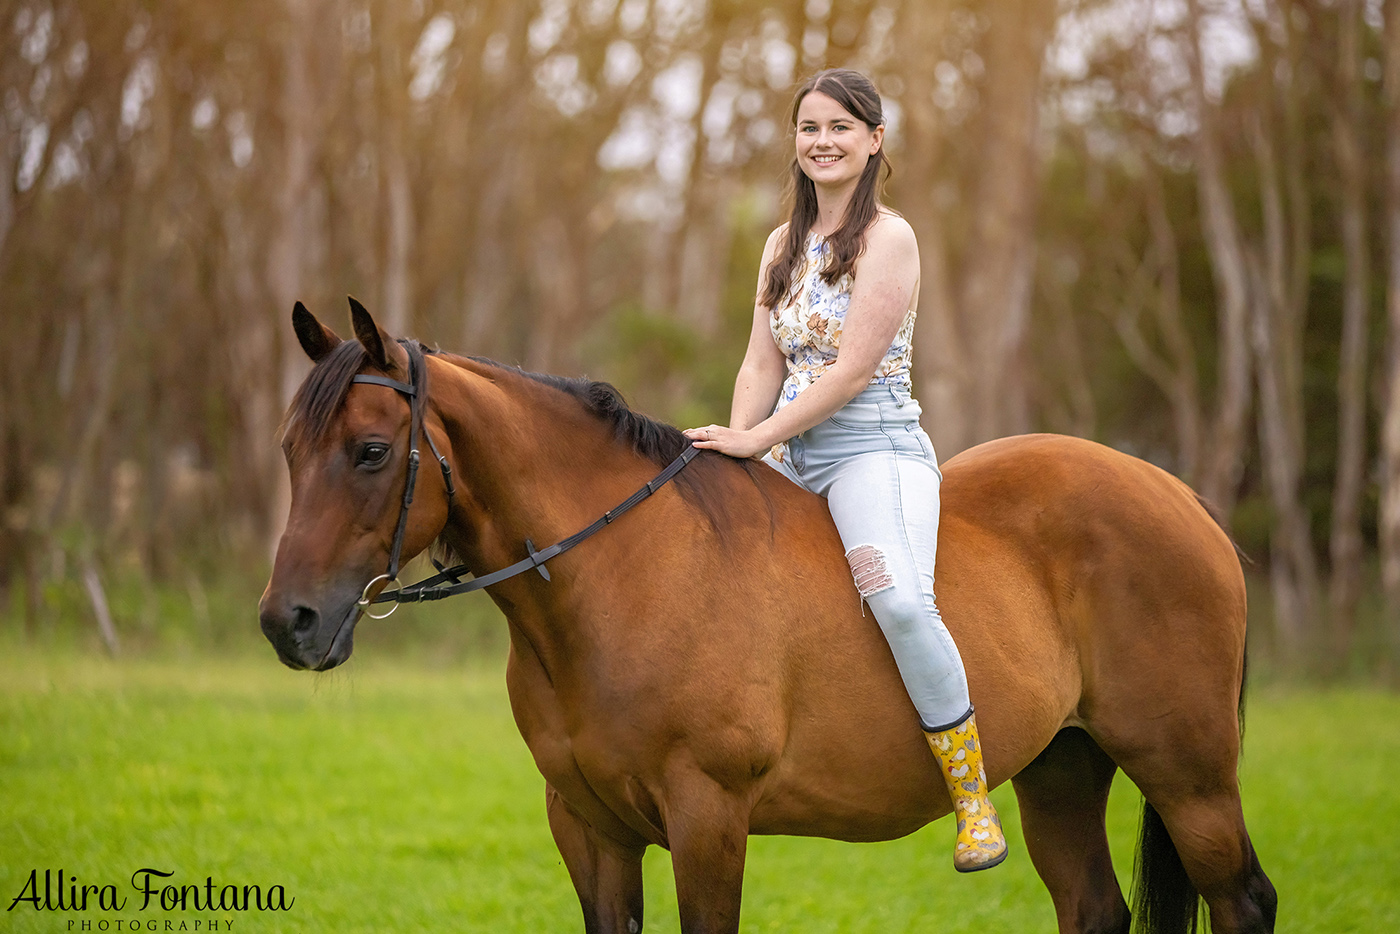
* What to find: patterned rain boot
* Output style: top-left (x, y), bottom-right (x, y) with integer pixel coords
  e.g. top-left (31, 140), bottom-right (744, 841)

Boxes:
top-left (925, 712), bottom-right (1008, 872)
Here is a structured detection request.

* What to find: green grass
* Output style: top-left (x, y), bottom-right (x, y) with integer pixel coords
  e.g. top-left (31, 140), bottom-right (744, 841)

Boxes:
top-left (2, 648), bottom-right (1398, 932)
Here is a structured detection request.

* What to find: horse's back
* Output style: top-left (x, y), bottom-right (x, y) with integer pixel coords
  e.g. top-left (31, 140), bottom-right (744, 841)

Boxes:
top-left (940, 434), bottom-right (1247, 711)
top-left (941, 433), bottom-right (1240, 595)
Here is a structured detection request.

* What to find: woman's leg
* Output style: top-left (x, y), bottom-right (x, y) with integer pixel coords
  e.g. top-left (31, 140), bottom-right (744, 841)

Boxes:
top-left (823, 450), bottom-right (969, 730)
top-left (824, 449), bottom-right (1007, 871)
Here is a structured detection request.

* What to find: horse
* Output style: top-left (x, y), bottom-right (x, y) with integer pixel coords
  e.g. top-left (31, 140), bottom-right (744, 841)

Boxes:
top-left (259, 299), bottom-right (1277, 934)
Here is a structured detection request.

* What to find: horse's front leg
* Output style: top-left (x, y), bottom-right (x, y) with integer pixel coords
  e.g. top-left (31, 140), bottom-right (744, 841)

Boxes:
top-left (663, 772), bottom-right (751, 934)
top-left (547, 785), bottom-right (646, 934)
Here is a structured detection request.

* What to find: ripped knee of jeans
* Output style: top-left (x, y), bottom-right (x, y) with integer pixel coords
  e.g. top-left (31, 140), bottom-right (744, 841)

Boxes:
top-left (846, 544), bottom-right (894, 598)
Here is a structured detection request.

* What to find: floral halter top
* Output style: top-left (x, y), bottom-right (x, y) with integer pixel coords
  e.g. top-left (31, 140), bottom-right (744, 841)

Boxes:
top-left (768, 230), bottom-right (916, 461)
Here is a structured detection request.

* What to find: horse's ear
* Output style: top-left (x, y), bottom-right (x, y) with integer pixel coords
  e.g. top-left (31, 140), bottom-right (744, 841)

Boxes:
top-left (348, 296), bottom-right (408, 373)
top-left (292, 302), bottom-right (342, 363)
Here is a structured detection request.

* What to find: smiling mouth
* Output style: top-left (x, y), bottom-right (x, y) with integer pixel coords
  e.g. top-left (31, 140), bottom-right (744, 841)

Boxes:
top-left (812, 155), bottom-right (841, 164)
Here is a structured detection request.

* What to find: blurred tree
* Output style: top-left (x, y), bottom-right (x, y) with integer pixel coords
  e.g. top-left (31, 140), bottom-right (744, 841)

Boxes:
top-left (1185, 0), bottom-right (1254, 516)
top-left (1, 0), bottom-right (1397, 675)
top-left (1382, 0), bottom-right (1400, 670)
top-left (1242, 0), bottom-right (1318, 658)
top-left (1326, 0), bottom-right (1372, 656)
top-left (895, 0), bottom-right (967, 457)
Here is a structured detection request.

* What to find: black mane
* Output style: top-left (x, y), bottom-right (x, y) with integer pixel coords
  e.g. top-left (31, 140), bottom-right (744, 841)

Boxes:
top-left (467, 357), bottom-right (772, 540)
top-left (465, 356), bottom-right (694, 470)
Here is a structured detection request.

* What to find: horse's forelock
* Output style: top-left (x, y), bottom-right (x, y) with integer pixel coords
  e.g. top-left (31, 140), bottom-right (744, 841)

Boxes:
top-left (280, 340), bottom-right (371, 456)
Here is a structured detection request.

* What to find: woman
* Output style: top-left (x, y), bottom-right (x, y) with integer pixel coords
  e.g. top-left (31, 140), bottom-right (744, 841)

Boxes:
top-left (683, 68), bottom-right (1007, 872)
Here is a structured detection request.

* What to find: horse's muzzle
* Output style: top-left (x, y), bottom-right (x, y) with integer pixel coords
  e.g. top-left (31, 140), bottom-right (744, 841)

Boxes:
top-left (258, 592), bottom-right (359, 671)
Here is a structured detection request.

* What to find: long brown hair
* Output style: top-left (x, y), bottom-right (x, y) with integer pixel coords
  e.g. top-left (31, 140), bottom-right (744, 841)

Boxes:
top-left (759, 69), bottom-right (893, 312)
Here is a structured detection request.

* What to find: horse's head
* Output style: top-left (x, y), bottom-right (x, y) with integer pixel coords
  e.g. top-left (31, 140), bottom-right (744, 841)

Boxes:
top-left (259, 299), bottom-right (451, 671)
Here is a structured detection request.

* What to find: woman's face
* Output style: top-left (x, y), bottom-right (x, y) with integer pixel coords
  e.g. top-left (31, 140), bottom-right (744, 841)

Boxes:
top-left (794, 90), bottom-right (883, 190)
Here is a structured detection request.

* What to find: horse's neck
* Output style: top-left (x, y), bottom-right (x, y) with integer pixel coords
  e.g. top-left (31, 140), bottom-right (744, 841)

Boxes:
top-left (429, 355), bottom-right (650, 614)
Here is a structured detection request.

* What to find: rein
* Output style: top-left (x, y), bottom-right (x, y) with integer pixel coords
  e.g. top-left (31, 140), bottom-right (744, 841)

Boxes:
top-left (353, 341), bottom-right (698, 618)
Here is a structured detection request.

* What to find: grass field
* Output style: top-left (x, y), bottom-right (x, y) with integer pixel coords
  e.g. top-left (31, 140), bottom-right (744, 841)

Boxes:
top-left (2, 646), bottom-right (1398, 933)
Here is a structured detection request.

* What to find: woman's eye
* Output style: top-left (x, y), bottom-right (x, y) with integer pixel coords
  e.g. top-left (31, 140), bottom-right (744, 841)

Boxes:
top-left (358, 443), bottom-right (390, 467)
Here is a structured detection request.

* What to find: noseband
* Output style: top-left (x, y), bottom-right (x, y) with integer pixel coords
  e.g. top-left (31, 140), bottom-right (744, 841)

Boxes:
top-left (353, 341), bottom-right (697, 617)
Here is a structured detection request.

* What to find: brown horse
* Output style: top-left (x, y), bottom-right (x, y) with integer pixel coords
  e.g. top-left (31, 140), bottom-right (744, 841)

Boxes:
top-left (260, 300), bottom-right (1276, 934)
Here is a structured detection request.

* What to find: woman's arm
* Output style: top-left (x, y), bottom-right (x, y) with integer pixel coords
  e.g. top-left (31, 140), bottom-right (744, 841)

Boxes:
top-left (686, 214), bottom-right (920, 458)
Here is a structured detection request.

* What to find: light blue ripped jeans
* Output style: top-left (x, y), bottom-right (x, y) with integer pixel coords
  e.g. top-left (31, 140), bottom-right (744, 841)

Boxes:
top-left (763, 382), bottom-right (972, 732)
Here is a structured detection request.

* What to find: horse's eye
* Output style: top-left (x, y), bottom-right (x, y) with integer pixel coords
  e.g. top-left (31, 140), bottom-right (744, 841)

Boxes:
top-left (358, 443), bottom-right (390, 467)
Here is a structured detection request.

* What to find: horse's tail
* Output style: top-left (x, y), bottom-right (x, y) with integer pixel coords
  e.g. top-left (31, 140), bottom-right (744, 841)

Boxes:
top-left (1131, 801), bottom-right (1201, 934)
top-left (1192, 491), bottom-right (1253, 567)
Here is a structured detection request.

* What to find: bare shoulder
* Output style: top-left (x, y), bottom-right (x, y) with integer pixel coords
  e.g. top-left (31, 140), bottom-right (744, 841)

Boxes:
top-left (862, 211), bottom-right (918, 267)
top-left (759, 223), bottom-right (788, 267)
top-left (868, 210), bottom-right (916, 249)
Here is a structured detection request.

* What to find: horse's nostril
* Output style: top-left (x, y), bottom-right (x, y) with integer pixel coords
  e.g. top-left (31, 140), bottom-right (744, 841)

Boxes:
top-left (291, 605), bottom-right (319, 635)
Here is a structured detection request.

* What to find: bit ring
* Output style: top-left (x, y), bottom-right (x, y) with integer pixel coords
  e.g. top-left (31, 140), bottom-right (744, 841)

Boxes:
top-left (357, 574), bottom-right (402, 620)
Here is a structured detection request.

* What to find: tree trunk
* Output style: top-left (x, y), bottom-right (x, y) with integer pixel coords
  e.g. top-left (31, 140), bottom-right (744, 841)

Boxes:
top-left (958, 0), bottom-right (1057, 445)
top-left (82, 558), bottom-right (120, 657)
top-left (1043, 271), bottom-right (1097, 438)
top-left (1249, 242), bottom-right (1319, 659)
top-left (265, 0), bottom-right (327, 557)
top-left (1107, 167), bottom-right (1204, 484)
top-left (1245, 33), bottom-right (1319, 659)
top-left (1328, 0), bottom-right (1371, 660)
top-left (526, 214), bottom-right (587, 373)
top-left (381, 130), bottom-right (414, 336)
top-left (671, 7), bottom-right (740, 338)
top-left (379, 0), bottom-right (413, 335)
top-left (1282, 0), bottom-right (1312, 379)
top-left (461, 0), bottom-right (538, 357)
top-left (48, 271), bottom-right (121, 532)
top-left (674, 178), bottom-right (738, 337)
top-left (1144, 171), bottom-right (1204, 484)
top-left (1379, 0), bottom-right (1400, 675)
top-left (0, 110), bottom-right (12, 263)
top-left (896, 0), bottom-right (970, 458)
top-left (1185, 0), bottom-right (1253, 515)
top-left (223, 207), bottom-right (279, 551)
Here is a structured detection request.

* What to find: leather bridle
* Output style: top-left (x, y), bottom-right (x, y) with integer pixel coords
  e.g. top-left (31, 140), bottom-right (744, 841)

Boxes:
top-left (351, 340), bottom-right (455, 618)
top-left (353, 340), bottom-right (698, 618)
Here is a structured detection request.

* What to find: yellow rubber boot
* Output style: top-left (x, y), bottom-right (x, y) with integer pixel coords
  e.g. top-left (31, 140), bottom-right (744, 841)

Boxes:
top-left (925, 712), bottom-right (1008, 872)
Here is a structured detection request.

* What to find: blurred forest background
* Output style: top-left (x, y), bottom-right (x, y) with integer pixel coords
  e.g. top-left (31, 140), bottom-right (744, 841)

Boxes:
top-left (3, 0), bottom-right (1400, 679)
